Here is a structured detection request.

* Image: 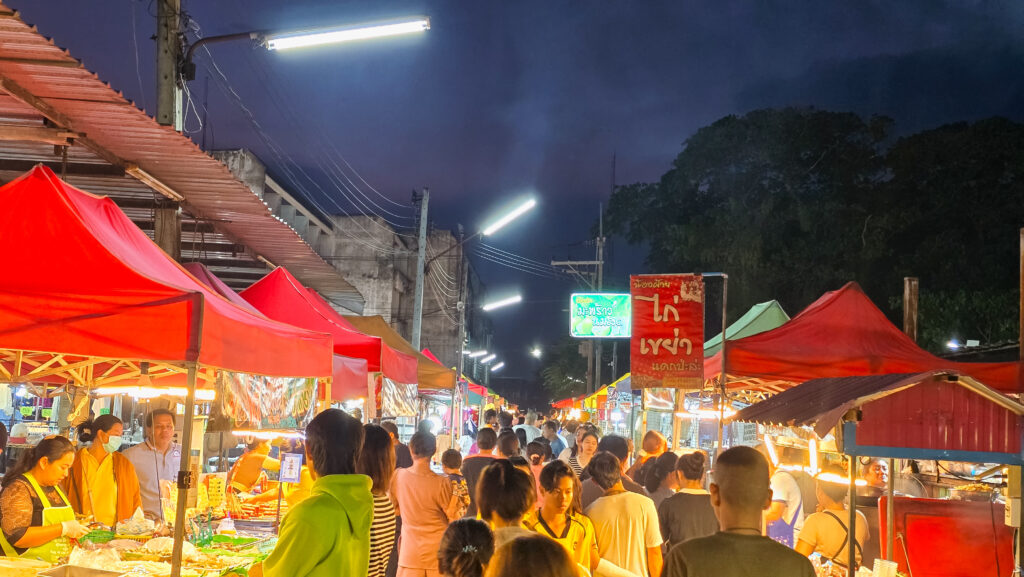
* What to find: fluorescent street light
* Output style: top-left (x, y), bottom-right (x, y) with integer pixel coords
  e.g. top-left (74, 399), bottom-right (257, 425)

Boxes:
top-left (481, 354), bottom-right (496, 363)
top-left (468, 350), bottom-right (488, 358)
top-left (482, 294), bottom-right (522, 311)
top-left (265, 18), bottom-right (431, 51)
top-left (482, 198), bottom-right (536, 236)
top-left (946, 339), bottom-right (961, 350)
top-left (530, 347), bottom-right (542, 359)
top-left (93, 386), bottom-right (216, 402)
top-left (490, 362), bottom-right (505, 372)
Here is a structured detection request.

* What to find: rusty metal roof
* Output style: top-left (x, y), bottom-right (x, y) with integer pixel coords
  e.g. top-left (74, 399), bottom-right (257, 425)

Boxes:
top-left (0, 5), bottom-right (364, 311)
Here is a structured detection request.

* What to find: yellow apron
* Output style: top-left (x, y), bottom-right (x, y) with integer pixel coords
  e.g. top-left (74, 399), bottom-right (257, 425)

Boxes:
top-left (0, 473), bottom-right (74, 563)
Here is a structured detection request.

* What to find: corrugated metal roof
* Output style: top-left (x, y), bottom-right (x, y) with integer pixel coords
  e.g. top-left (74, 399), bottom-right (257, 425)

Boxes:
top-left (733, 370), bottom-right (1024, 438)
top-left (0, 6), bottom-right (364, 311)
top-left (732, 372), bottom-right (940, 435)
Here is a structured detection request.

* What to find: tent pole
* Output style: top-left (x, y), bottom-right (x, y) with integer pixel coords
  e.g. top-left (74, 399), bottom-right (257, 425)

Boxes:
top-left (848, 456), bottom-right (858, 573)
top-left (886, 457), bottom-right (895, 561)
top-left (716, 274), bottom-right (728, 459)
top-left (170, 362), bottom-right (197, 577)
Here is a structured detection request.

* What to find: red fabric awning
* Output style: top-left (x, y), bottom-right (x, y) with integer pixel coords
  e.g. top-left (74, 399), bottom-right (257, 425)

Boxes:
top-left (182, 262), bottom-right (262, 315)
top-left (552, 397), bottom-right (577, 409)
top-left (705, 282), bottom-right (1022, 393)
top-left (0, 166), bottom-right (333, 377)
top-left (421, 348), bottom-right (442, 364)
top-left (241, 267), bottom-right (418, 384)
top-left (332, 354), bottom-right (369, 401)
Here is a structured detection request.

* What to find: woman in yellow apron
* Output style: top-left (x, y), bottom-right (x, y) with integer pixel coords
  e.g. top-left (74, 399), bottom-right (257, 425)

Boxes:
top-left (0, 436), bottom-right (88, 563)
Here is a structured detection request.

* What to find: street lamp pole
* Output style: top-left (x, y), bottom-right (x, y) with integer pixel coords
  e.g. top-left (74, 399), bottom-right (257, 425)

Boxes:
top-left (411, 188), bottom-right (429, 349)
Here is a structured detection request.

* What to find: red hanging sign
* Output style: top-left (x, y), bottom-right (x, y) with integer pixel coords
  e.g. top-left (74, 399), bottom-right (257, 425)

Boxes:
top-left (630, 274), bottom-right (704, 389)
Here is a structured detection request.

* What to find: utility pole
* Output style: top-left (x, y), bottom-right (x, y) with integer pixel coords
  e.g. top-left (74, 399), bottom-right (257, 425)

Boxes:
top-left (156, 0), bottom-right (183, 130)
top-left (411, 188), bottom-right (429, 349)
top-left (452, 226), bottom-right (467, 438)
top-left (155, 0), bottom-right (183, 261)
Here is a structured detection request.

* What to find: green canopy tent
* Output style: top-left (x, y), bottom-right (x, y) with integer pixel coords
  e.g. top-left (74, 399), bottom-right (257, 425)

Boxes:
top-left (703, 300), bottom-right (789, 357)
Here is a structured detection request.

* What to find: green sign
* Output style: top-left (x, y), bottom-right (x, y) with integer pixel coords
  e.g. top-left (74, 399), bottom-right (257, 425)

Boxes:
top-left (570, 293), bottom-right (631, 338)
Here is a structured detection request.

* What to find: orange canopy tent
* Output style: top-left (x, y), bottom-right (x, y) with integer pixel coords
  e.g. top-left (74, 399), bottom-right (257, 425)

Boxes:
top-left (705, 282), bottom-right (1022, 394)
top-left (344, 315), bottom-right (457, 390)
top-left (241, 267), bottom-right (417, 386)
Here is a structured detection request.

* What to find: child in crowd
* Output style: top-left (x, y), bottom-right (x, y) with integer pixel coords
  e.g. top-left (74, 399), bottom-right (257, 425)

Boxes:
top-left (442, 449), bottom-right (471, 519)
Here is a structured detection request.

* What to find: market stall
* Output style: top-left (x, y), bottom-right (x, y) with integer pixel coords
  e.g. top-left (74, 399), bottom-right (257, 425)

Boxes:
top-left (0, 166), bottom-right (335, 576)
top-left (733, 370), bottom-right (1024, 576)
top-left (705, 282), bottom-right (1022, 395)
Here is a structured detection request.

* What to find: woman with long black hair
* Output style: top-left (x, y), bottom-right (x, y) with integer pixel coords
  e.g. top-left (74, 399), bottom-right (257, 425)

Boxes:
top-left (0, 436), bottom-right (86, 563)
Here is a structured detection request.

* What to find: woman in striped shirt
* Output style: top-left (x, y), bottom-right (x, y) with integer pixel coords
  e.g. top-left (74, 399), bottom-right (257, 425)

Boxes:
top-left (568, 431), bottom-right (599, 478)
top-left (359, 424), bottom-right (398, 577)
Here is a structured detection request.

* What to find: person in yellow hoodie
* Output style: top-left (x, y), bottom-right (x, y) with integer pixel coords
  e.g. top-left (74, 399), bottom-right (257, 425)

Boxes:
top-left (251, 409), bottom-right (373, 577)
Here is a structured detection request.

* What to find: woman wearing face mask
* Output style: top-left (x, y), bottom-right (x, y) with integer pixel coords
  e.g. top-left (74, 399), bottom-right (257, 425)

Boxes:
top-left (0, 436), bottom-right (86, 563)
top-left (64, 414), bottom-right (142, 527)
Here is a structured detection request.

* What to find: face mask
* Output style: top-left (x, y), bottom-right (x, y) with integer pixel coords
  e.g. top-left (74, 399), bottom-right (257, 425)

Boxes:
top-left (103, 435), bottom-right (123, 453)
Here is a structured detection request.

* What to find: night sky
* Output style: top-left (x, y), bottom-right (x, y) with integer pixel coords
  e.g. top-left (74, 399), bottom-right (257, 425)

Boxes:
top-left (13, 1), bottom-right (1024, 383)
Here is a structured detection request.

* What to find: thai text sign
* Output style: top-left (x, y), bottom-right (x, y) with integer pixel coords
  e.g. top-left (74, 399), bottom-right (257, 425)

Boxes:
top-left (570, 293), bottom-right (631, 338)
top-left (630, 274), bottom-right (704, 388)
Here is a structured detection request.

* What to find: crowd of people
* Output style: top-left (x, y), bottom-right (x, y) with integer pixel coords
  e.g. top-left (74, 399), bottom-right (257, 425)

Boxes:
top-left (253, 408), bottom-right (858, 577)
top-left (0, 406), bottom-right (876, 577)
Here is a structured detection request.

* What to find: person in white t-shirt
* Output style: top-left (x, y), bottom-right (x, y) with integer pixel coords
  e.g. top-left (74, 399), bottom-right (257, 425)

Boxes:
top-left (766, 467), bottom-right (804, 547)
top-left (796, 466), bottom-right (869, 569)
top-left (585, 452), bottom-right (663, 577)
top-left (513, 411), bottom-right (543, 444)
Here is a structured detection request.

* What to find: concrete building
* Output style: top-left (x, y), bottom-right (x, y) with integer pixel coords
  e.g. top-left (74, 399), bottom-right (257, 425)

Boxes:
top-left (214, 149), bottom-right (493, 380)
top-left (330, 219), bottom-right (494, 382)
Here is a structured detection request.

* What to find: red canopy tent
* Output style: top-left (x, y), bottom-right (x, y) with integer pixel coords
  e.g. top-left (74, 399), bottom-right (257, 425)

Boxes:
top-left (0, 166), bottom-right (333, 383)
top-left (0, 166), bottom-right (335, 570)
top-left (241, 267), bottom-right (418, 385)
top-left (183, 263), bottom-right (368, 401)
top-left (705, 282), bottom-right (1022, 394)
top-left (182, 262), bottom-right (261, 315)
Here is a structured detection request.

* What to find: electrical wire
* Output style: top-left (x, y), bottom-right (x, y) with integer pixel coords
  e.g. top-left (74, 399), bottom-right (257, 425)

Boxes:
top-left (129, 0), bottom-right (147, 112)
top-left (472, 250), bottom-right (567, 279)
top-left (476, 244), bottom-right (563, 277)
top-left (478, 243), bottom-right (555, 270)
top-left (196, 46), bottom-right (405, 256)
top-left (186, 24), bottom-right (409, 256)
top-left (240, 46), bottom-right (416, 231)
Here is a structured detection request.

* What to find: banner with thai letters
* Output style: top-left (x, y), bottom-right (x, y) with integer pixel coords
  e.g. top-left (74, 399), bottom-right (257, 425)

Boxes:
top-left (630, 274), bottom-right (704, 389)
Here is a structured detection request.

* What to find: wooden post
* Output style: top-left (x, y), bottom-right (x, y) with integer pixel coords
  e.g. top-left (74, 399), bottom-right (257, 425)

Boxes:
top-left (887, 277), bottom-right (919, 560)
top-left (902, 277), bottom-right (918, 343)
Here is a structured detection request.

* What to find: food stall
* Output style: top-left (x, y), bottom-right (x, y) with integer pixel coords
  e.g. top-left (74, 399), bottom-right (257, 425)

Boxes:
top-left (0, 167), bottom-right (334, 576)
top-left (733, 370), bottom-right (1024, 576)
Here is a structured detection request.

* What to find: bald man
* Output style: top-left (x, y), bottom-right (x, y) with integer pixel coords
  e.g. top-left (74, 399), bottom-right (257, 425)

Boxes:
top-left (661, 446), bottom-right (814, 577)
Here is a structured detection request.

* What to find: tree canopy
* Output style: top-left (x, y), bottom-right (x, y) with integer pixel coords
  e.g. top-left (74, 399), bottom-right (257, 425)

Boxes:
top-left (605, 108), bottom-right (1022, 352)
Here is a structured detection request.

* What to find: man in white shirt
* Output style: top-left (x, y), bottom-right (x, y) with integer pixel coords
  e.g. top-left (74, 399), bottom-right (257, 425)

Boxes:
top-left (513, 410), bottom-right (543, 444)
top-left (123, 409), bottom-right (181, 520)
top-left (766, 468), bottom-right (805, 547)
top-left (585, 452), bottom-right (663, 577)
